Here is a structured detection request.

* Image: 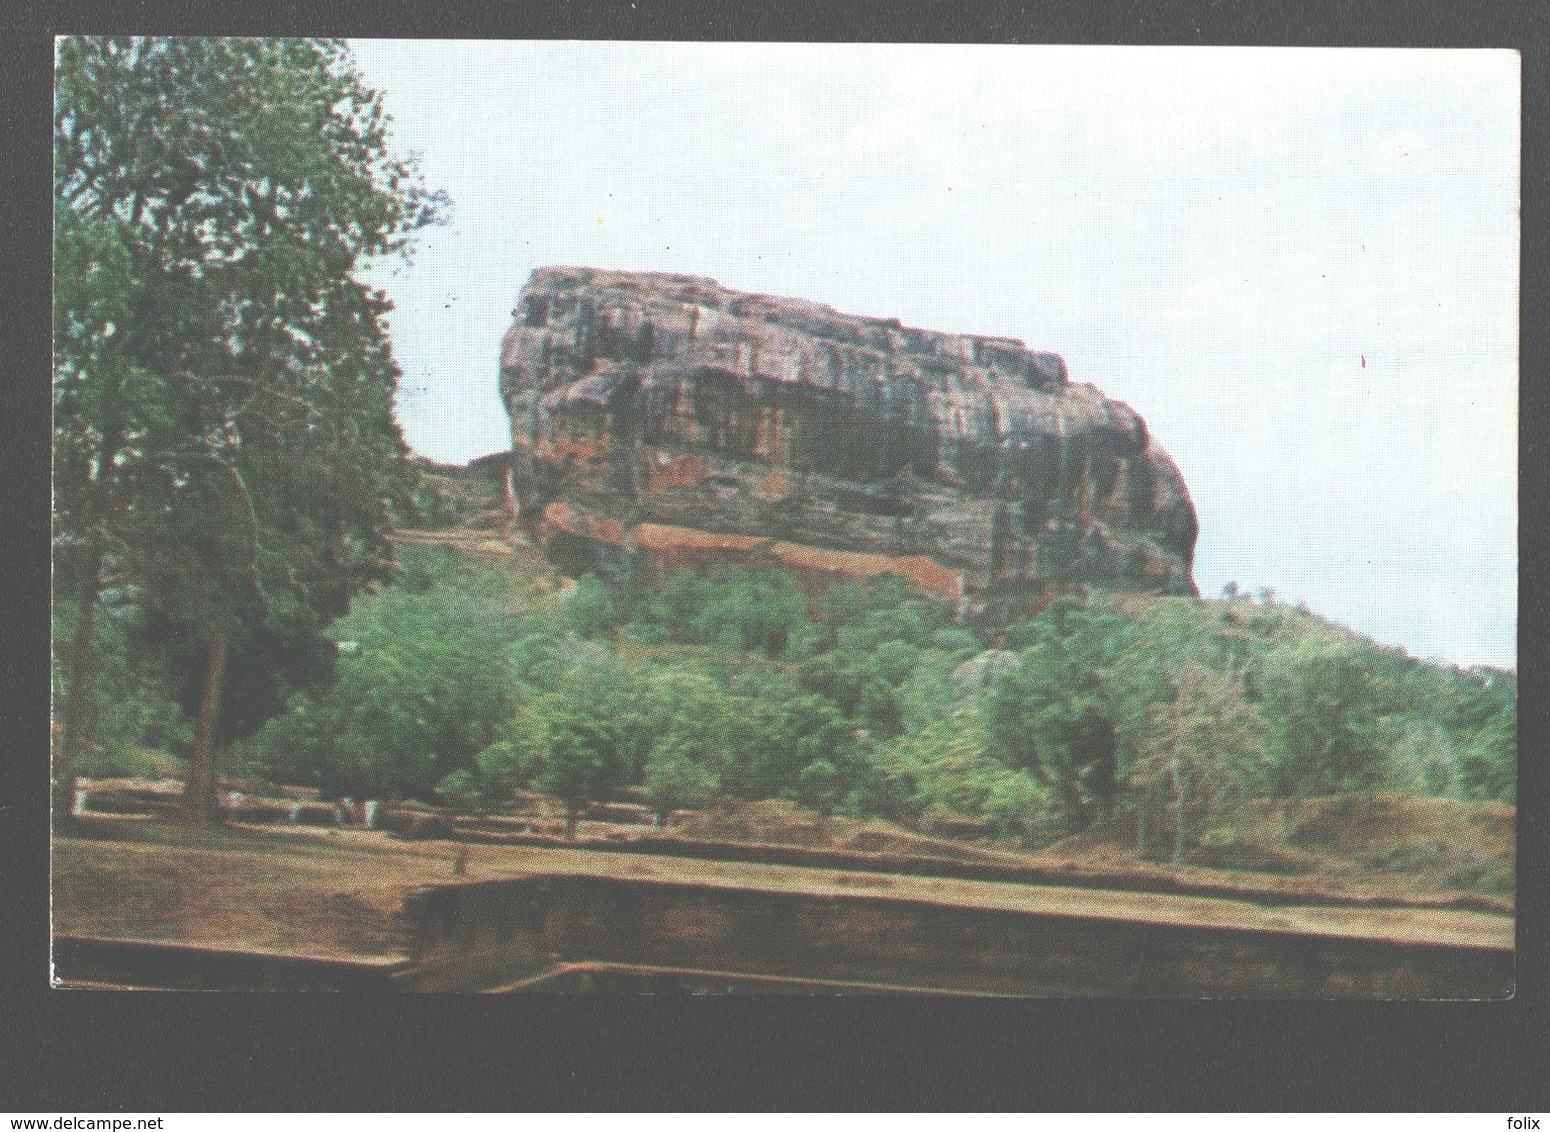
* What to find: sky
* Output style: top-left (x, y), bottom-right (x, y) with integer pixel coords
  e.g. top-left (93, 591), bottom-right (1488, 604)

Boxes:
top-left (348, 42), bottom-right (1518, 670)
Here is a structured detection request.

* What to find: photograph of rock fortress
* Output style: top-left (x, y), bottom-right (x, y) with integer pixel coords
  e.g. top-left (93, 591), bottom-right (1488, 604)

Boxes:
top-left (505, 268), bottom-right (1196, 621)
top-left (53, 267), bottom-right (1515, 997)
top-left (51, 40), bottom-right (1515, 996)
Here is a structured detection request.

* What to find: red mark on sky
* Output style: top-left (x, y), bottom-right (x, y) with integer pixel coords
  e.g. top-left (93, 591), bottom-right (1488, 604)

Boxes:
top-left (1361, 355), bottom-right (1367, 369)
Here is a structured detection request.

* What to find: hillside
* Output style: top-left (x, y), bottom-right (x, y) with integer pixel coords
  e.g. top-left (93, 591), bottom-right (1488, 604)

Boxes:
top-left (217, 520), bottom-right (1512, 903)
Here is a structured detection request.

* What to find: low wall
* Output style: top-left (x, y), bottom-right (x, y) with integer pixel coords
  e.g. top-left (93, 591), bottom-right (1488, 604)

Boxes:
top-left (427, 827), bottom-right (1514, 916)
top-left (53, 936), bottom-right (411, 991)
top-left (500, 961), bottom-right (999, 995)
top-left (398, 874), bottom-right (1514, 998)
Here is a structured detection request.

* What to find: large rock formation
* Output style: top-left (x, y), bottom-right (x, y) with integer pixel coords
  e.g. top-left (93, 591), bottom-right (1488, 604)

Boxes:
top-left (499, 266), bottom-right (1196, 623)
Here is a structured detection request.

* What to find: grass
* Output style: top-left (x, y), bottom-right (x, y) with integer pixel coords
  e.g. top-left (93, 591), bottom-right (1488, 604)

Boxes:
top-left (1039, 792), bottom-right (1516, 901)
top-left (53, 820), bottom-right (452, 958)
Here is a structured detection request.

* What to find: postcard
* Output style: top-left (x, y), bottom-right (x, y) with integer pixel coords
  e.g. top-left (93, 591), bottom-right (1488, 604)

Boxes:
top-left (51, 40), bottom-right (1516, 996)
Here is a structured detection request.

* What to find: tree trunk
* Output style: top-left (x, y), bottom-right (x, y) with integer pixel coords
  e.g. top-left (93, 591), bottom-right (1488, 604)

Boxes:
top-left (57, 386), bottom-right (124, 826)
top-left (1171, 766), bottom-right (1185, 866)
top-left (1060, 763), bottom-right (1086, 833)
top-left (564, 806), bottom-right (578, 840)
top-left (55, 577), bottom-right (101, 826)
top-left (184, 628), bottom-right (227, 826)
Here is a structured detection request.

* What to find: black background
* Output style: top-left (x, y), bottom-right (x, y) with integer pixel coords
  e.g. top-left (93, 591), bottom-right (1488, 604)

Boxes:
top-left (3, 0), bottom-right (1545, 1112)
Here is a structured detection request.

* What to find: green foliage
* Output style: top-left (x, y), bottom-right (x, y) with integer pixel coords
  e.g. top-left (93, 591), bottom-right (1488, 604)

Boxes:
top-left (55, 37), bottom-right (427, 614)
top-left (644, 745), bottom-right (719, 823)
top-left (1262, 639), bottom-right (1383, 795)
top-left (54, 38), bottom-right (437, 814)
top-left (888, 722), bottom-right (1005, 819)
top-left (564, 573), bottom-right (618, 641)
top-left (53, 600), bottom-right (192, 772)
top-left (1378, 716), bottom-right (1457, 797)
top-left (869, 640), bottom-right (920, 687)
top-left (1457, 702), bottom-right (1516, 802)
top-left (796, 759), bottom-right (842, 815)
top-left (433, 769), bottom-right (483, 812)
top-left (895, 648), bottom-right (975, 735)
top-left (927, 627), bottom-right (981, 653)
top-left (240, 548), bottom-right (517, 797)
top-left (551, 659), bottom-right (672, 782)
top-left (796, 650), bottom-right (901, 735)
top-left (521, 694), bottom-right (628, 836)
top-left (631, 567), bottom-right (811, 658)
top-left (1133, 660), bottom-right (1270, 861)
top-left (834, 575), bottom-right (949, 652)
top-left (242, 538), bottom-right (1515, 860)
top-left (982, 598), bottom-right (1131, 831)
top-left (982, 772), bottom-right (1050, 847)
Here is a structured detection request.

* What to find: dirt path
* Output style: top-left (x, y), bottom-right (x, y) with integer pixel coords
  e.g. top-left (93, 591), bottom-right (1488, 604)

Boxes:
top-left (52, 819), bottom-right (1514, 963)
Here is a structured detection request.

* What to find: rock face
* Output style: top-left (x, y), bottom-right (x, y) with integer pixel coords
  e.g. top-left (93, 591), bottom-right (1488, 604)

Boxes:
top-left (500, 266), bottom-right (1196, 622)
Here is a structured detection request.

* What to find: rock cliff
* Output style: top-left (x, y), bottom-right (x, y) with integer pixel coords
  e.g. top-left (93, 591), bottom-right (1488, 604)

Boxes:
top-left (499, 267), bottom-right (1196, 622)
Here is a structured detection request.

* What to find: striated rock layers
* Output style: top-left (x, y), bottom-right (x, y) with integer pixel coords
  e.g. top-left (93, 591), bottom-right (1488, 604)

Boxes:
top-left (500, 266), bottom-right (1197, 623)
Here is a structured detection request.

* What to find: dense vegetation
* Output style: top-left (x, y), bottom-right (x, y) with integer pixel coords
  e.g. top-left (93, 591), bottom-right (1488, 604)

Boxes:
top-left (53, 38), bottom-right (436, 821)
top-left (51, 39), bottom-right (1514, 890)
top-left (48, 37), bottom-right (1512, 899)
top-left (208, 544), bottom-right (1512, 857)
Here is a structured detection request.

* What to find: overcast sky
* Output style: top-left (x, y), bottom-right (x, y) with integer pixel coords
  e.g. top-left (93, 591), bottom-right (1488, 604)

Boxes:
top-left (348, 42), bottom-right (1518, 669)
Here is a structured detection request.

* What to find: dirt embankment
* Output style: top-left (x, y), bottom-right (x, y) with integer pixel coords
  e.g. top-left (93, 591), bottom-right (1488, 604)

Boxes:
top-left (673, 800), bottom-right (1014, 863)
top-left (67, 786), bottom-right (1516, 920)
top-left (1038, 793), bottom-right (1515, 906)
top-left (54, 814), bottom-right (1513, 977)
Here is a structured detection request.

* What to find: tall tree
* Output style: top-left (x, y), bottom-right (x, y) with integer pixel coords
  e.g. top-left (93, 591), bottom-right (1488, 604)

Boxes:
top-left (53, 38), bottom-right (434, 822)
top-left (1261, 638), bottom-right (1382, 796)
top-left (643, 745), bottom-right (719, 827)
top-left (982, 597), bottom-right (1131, 832)
top-left (52, 204), bottom-right (146, 813)
top-left (522, 694), bottom-right (627, 840)
top-left (1132, 660), bottom-right (1269, 863)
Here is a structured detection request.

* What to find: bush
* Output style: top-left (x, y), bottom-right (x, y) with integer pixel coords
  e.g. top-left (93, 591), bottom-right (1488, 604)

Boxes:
top-left (630, 567), bottom-right (810, 658)
top-left (76, 745), bottom-right (186, 781)
top-left (240, 549), bottom-right (524, 798)
top-left (564, 573), bottom-right (617, 640)
top-left (434, 769), bottom-right (482, 812)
